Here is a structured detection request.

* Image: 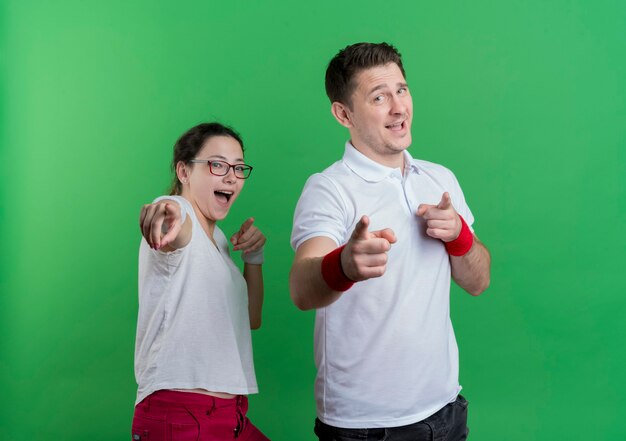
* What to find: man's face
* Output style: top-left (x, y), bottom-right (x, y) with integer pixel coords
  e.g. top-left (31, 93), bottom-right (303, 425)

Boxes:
top-left (343, 63), bottom-right (413, 166)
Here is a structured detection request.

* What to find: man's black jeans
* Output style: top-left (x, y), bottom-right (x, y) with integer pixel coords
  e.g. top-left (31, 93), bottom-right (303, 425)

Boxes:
top-left (314, 395), bottom-right (469, 441)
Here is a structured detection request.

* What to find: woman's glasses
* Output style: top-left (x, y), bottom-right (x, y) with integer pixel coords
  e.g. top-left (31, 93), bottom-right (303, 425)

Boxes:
top-left (189, 159), bottom-right (253, 179)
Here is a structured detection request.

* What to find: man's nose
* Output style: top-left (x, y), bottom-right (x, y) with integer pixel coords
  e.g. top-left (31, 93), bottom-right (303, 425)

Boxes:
top-left (390, 95), bottom-right (407, 114)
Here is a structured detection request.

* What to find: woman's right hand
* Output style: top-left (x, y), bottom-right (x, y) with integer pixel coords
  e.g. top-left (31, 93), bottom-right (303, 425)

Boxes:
top-left (139, 200), bottom-right (183, 250)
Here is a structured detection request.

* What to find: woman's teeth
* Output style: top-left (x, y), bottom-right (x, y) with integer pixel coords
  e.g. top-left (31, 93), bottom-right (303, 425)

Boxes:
top-left (214, 191), bottom-right (233, 202)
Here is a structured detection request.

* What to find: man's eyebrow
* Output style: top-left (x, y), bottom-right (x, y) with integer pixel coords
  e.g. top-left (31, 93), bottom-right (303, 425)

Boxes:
top-left (367, 82), bottom-right (409, 95)
top-left (368, 84), bottom-right (388, 95)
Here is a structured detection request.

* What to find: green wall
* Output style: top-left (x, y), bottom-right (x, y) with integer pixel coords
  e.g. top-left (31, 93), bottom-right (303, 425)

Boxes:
top-left (2, 1), bottom-right (625, 439)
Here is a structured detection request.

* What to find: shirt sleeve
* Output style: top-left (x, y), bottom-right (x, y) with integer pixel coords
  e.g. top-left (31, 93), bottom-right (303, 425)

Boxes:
top-left (291, 173), bottom-right (348, 250)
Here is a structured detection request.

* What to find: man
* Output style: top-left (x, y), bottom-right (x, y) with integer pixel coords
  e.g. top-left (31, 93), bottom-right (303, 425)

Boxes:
top-left (289, 42), bottom-right (491, 440)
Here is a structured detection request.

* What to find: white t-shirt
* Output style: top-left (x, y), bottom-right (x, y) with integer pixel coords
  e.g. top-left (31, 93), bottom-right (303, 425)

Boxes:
top-left (291, 143), bottom-right (474, 428)
top-left (134, 196), bottom-right (258, 405)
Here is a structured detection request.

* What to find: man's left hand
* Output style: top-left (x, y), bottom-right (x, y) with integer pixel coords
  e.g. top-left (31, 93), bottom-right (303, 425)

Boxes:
top-left (416, 192), bottom-right (461, 242)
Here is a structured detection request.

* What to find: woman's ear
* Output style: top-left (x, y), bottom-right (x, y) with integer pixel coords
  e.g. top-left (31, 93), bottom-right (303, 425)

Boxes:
top-left (175, 161), bottom-right (189, 185)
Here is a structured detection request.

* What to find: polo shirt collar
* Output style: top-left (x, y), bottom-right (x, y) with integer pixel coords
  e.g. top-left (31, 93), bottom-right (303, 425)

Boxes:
top-left (342, 141), bottom-right (420, 183)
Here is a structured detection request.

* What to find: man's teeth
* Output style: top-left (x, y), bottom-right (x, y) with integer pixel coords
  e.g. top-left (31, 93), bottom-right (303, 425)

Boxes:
top-left (387, 122), bottom-right (403, 128)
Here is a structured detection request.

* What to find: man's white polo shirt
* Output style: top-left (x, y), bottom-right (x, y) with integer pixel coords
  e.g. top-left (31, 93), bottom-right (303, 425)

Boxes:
top-left (291, 142), bottom-right (474, 428)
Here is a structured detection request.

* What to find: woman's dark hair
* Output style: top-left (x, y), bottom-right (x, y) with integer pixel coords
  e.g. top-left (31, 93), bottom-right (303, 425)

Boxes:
top-left (169, 122), bottom-right (244, 195)
top-left (325, 42), bottom-right (405, 107)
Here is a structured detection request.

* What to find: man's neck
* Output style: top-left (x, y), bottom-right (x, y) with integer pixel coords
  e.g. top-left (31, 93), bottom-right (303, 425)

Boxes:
top-left (349, 141), bottom-right (405, 171)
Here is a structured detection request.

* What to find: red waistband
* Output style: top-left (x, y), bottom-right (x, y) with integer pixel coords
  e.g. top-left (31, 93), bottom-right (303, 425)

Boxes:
top-left (144, 389), bottom-right (246, 410)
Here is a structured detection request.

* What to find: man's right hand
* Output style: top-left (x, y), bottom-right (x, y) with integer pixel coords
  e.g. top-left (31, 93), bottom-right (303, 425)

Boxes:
top-left (340, 215), bottom-right (397, 281)
top-left (139, 200), bottom-right (183, 250)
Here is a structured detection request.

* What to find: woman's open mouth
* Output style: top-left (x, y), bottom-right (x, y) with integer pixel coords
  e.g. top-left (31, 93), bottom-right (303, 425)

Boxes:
top-left (214, 190), bottom-right (233, 204)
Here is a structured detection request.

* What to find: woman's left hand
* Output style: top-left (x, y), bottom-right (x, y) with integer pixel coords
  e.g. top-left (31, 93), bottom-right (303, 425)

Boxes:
top-left (231, 217), bottom-right (266, 254)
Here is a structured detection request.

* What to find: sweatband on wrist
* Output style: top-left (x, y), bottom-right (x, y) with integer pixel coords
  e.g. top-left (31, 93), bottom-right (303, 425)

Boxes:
top-left (321, 245), bottom-right (354, 292)
top-left (445, 215), bottom-right (473, 256)
top-left (242, 247), bottom-right (264, 265)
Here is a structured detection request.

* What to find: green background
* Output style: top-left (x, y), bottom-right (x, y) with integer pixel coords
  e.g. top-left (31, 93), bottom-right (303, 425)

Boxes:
top-left (2, 0), bottom-right (625, 439)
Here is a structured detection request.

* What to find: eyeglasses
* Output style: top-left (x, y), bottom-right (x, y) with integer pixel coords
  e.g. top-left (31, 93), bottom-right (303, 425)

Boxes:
top-left (189, 159), bottom-right (253, 179)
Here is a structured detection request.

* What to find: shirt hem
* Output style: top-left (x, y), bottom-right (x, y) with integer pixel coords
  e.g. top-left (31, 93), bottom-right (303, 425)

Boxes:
top-left (318, 386), bottom-right (462, 429)
top-left (136, 382), bottom-right (259, 405)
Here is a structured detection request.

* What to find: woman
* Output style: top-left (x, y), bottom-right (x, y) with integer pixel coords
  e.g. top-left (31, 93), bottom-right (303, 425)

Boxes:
top-left (132, 122), bottom-right (270, 440)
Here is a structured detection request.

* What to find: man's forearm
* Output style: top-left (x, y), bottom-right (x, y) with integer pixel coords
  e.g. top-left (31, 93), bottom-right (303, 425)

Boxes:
top-left (289, 257), bottom-right (344, 310)
top-left (450, 236), bottom-right (491, 296)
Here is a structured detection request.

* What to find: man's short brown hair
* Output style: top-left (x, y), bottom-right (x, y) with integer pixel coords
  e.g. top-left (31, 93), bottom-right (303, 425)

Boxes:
top-left (325, 42), bottom-right (406, 106)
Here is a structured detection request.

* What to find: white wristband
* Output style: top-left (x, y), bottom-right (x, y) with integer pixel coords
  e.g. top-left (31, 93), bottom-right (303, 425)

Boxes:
top-left (242, 247), bottom-right (264, 265)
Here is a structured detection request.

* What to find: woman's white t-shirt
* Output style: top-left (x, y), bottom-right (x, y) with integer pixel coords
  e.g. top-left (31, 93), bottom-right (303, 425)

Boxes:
top-left (134, 196), bottom-right (257, 405)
